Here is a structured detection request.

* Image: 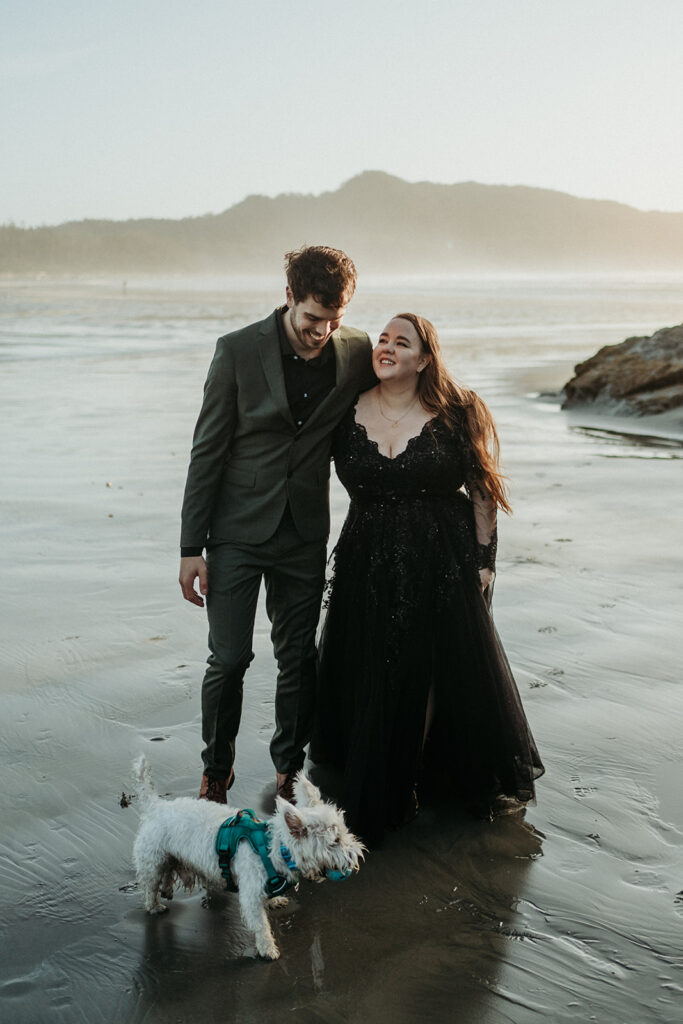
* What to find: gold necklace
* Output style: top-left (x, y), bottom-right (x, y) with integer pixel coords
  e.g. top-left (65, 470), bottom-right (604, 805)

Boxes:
top-left (376, 391), bottom-right (418, 428)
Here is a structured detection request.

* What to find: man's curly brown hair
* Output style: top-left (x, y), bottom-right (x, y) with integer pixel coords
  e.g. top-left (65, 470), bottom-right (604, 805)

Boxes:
top-left (284, 246), bottom-right (357, 307)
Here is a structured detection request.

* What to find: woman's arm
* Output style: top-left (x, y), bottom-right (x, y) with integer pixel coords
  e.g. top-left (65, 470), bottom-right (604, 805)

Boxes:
top-left (462, 424), bottom-right (498, 591)
top-left (467, 475), bottom-right (497, 591)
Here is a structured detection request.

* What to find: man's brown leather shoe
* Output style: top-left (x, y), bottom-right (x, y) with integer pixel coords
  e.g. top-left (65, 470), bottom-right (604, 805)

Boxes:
top-left (276, 771), bottom-right (297, 804)
top-left (198, 770), bottom-right (234, 804)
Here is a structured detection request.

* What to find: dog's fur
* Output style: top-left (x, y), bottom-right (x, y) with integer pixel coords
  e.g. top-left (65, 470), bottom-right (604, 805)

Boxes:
top-left (131, 756), bottom-right (364, 959)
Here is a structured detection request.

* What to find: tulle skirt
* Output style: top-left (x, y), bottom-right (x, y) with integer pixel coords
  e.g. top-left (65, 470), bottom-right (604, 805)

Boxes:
top-left (311, 494), bottom-right (544, 846)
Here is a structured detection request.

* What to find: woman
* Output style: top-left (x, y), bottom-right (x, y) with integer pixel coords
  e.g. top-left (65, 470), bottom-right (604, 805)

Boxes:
top-left (310, 313), bottom-right (544, 846)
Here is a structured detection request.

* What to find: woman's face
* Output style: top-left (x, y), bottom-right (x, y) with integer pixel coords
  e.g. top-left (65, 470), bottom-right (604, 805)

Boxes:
top-left (373, 318), bottom-right (428, 382)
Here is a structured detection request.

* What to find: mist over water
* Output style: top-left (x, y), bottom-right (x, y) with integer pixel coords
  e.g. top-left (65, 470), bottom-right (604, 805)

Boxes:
top-left (2, 272), bottom-right (682, 370)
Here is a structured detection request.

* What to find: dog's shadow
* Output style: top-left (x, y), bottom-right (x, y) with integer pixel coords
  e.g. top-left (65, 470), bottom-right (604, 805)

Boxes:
top-left (128, 770), bottom-right (544, 1023)
top-left (129, 885), bottom-right (286, 1020)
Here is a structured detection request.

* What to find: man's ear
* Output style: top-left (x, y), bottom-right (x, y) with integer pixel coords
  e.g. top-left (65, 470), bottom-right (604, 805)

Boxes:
top-left (285, 285), bottom-right (294, 308)
top-left (284, 809), bottom-right (307, 839)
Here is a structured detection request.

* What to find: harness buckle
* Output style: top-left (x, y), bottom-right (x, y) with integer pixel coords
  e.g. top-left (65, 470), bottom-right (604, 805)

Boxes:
top-left (265, 874), bottom-right (290, 898)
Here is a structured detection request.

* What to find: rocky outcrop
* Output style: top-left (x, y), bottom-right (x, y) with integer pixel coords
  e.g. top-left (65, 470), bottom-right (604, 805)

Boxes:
top-left (562, 324), bottom-right (683, 416)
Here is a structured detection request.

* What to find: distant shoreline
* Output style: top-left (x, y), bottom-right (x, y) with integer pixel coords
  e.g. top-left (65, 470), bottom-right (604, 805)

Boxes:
top-left (3, 269), bottom-right (683, 293)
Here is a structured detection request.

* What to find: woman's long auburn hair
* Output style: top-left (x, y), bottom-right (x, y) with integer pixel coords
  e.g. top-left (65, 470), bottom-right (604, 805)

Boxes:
top-left (393, 312), bottom-right (512, 514)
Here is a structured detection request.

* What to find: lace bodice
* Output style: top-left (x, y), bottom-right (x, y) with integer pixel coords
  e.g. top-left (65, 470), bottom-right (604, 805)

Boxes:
top-left (333, 412), bottom-right (497, 571)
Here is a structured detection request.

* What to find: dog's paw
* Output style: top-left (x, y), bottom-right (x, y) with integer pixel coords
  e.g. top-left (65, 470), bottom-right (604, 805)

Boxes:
top-left (147, 903), bottom-right (168, 915)
top-left (267, 896), bottom-right (289, 909)
top-left (258, 943), bottom-right (280, 960)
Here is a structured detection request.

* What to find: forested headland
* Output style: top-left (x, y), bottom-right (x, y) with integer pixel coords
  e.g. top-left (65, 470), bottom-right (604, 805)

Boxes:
top-left (3, 171), bottom-right (683, 274)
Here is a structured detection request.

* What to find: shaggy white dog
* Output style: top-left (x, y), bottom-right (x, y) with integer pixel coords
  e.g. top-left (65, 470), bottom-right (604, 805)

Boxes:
top-left (131, 756), bottom-right (364, 959)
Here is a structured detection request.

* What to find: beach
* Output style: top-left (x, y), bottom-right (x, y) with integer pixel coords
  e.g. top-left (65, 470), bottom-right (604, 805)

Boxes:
top-left (1, 275), bottom-right (682, 1023)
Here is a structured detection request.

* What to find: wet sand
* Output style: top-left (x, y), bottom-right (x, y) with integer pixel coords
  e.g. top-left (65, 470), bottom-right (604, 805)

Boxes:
top-left (1, 282), bottom-right (682, 1023)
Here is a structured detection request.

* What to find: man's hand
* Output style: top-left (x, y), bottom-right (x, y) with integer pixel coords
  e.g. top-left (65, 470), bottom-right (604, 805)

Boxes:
top-left (179, 556), bottom-right (208, 607)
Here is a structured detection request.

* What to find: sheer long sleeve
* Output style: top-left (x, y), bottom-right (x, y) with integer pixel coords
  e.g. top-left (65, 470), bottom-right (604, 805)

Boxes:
top-left (467, 477), bottom-right (497, 572)
top-left (462, 432), bottom-right (497, 574)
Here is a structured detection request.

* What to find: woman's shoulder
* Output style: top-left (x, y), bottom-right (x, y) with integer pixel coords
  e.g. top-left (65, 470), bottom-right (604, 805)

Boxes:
top-left (355, 386), bottom-right (378, 414)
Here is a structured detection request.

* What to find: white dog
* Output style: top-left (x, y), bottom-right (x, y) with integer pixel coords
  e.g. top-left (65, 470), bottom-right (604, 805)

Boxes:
top-left (131, 756), bottom-right (364, 960)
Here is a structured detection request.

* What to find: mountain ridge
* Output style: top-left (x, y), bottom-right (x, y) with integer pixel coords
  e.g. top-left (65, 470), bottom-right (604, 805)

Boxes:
top-left (2, 171), bottom-right (682, 273)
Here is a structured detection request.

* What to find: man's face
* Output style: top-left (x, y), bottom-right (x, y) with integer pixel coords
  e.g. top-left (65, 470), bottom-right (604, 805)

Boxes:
top-left (285, 288), bottom-right (347, 358)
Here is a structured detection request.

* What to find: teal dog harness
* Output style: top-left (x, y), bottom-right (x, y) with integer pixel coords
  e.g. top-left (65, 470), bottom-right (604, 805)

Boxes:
top-left (215, 809), bottom-right (299, 897)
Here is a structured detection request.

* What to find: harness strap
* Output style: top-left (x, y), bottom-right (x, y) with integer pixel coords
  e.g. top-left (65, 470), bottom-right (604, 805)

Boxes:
top-left (215, 809), bottom-right (296, 897)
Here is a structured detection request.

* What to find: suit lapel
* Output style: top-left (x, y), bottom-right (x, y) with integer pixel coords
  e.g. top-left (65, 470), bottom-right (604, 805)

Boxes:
top-left (331, 331), bottom-right (350, 388)
top-left (258, 313), bottom-right (296, 428)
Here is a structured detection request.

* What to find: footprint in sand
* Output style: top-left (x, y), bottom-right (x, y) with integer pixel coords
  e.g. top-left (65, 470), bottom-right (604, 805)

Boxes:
top-left (571, 775), bottom-right (596, 798)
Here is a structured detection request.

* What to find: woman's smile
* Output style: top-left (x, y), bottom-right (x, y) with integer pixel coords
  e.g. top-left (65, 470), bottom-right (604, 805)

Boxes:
top-left (372, 317), bottom-right (427, 379)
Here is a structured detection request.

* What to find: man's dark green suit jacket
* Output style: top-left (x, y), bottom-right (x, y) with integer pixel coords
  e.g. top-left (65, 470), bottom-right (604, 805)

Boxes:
top-left (181, 311), bottom-right (374, 549)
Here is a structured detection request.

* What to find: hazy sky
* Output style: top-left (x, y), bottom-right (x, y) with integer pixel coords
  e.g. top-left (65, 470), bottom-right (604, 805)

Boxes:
top-left (2, 0), bottom-right (682, 225)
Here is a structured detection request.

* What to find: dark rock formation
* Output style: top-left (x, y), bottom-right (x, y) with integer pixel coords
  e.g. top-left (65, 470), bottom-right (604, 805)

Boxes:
top-left (562, 324), bottom-right (683, 415)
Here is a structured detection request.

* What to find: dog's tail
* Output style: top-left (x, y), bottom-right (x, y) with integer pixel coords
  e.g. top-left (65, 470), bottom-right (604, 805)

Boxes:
top-left (131, 755), bottom-right (157, 809)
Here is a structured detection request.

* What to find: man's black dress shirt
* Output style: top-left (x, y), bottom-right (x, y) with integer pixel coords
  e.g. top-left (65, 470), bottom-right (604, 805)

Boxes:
top-left (275, 307), bottom-right (336, 428)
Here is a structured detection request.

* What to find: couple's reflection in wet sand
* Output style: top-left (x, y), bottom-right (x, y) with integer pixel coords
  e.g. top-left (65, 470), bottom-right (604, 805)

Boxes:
top-left (129, 786), bottom-right (543, 1024)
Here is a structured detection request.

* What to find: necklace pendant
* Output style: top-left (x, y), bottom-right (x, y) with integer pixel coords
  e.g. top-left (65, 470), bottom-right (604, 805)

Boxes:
top-left (391, 420), bottom-right (398, 428)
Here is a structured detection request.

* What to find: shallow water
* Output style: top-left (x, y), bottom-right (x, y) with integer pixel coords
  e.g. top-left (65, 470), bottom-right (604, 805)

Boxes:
top-left (568, 426), bottom-right (683, 458)
top-left (1, 274), bottom-right (682, 1023)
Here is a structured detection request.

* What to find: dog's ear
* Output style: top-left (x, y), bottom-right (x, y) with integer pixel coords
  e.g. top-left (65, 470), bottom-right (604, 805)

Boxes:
top-left (284, 808), bottom-right (308, 839)
top-left (293, 772), bottom-right (323, 808)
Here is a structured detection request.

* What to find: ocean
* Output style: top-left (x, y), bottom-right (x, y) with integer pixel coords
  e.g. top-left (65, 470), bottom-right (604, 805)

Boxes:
top-left (2, 272), bottom-right (682, 373)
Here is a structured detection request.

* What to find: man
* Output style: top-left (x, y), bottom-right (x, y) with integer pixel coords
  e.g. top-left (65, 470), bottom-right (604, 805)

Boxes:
top-left (179, 246), bottom-right (374, 804)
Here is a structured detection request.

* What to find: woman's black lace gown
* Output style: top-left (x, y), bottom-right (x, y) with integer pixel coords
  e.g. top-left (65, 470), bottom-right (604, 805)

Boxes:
top-left (311, 408), bottom-right (544, 846)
